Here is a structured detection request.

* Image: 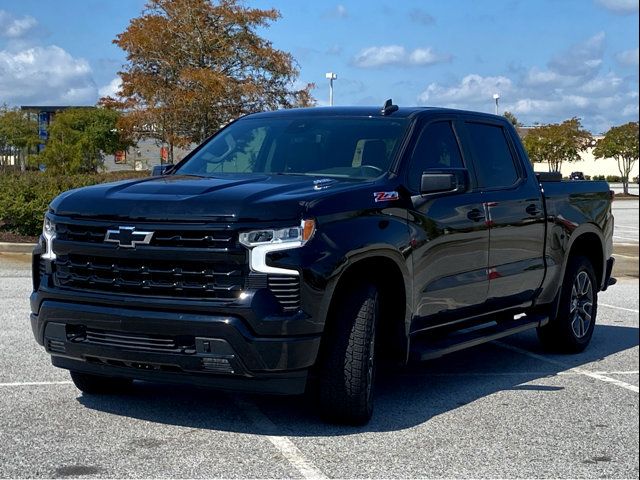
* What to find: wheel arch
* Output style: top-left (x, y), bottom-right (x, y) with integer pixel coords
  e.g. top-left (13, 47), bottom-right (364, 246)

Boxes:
top-left (564, 226), bottom-right (606, 290)
top-left (318, 249), bottom-right (412, 365)
top-left (543, 225), bottom-right (606, 320)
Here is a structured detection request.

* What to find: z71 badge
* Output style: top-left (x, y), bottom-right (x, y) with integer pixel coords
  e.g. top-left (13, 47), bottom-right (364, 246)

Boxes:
top-left (373, 191), bottom-right (399, 202)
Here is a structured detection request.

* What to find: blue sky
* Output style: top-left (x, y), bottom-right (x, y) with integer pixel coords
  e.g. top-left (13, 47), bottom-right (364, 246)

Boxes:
top-left (0, 0), bottom-right (638, 133)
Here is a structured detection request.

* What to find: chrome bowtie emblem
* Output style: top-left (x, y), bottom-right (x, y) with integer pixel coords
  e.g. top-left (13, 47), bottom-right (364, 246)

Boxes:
top-left (104, 226), bottom-right (154, 248)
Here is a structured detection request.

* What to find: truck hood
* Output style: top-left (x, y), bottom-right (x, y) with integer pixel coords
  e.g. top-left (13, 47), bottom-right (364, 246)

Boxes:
top-left (50, 174), bottom-right (365, 222)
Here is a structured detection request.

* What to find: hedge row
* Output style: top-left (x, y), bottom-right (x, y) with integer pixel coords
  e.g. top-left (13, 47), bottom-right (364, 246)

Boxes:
top-left (0, 170), bottom-right (149, 236)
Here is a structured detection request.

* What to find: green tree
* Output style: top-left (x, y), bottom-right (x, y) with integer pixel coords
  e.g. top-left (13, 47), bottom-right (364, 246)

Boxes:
top-left (0, 106), bottom-right (40, 172)
top-left (593, 122), bottom-right (639, 195)
top-left (503, 111), bottom-right (521, 127)
top-left (103, 0), bottom-right (315, 162)
top-left (39, 108), bottom-right (132, 174)
top-left (522, 118), bottom-right (592, 172)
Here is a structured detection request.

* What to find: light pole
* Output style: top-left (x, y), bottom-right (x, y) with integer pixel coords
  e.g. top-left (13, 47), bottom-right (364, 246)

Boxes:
top-left (493, 93), bottom-right (500, 115)
top-left (325, 72), bottom-right (337, 106)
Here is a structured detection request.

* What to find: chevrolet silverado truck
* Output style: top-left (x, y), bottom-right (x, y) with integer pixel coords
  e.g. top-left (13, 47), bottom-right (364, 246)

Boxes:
top-left (31, 102), bottom-right (615, 425)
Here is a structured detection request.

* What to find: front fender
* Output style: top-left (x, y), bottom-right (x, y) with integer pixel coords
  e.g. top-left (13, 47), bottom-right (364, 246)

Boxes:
top-left (266, 209), bottom-right (413, 334)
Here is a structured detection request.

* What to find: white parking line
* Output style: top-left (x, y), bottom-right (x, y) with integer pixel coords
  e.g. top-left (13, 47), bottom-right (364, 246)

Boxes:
top-left (562, 370), bottom-right (639, 375)
top-left (235, 397), bottom-right (328, 479)
top-left (494, 341), bottom-right (639, 394)
top-left (599, 303), bottom-right (640, 314)
top-left (615, 226), bottom-right (640, 231)
top-left (613, 235), bottom-right (639, 241)
top-left (613, 253), bottom-right (639, 259)
top-left (0, 381), bottom-right (73, 387)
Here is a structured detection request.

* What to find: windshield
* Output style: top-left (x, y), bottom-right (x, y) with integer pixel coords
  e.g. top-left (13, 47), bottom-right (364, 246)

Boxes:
top-left (174, 116), bottom-right (409, 179)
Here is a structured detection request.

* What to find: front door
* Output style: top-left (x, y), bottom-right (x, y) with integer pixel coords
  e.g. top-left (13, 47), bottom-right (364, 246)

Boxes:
top-left (407, 120), bottom-right (490, 332)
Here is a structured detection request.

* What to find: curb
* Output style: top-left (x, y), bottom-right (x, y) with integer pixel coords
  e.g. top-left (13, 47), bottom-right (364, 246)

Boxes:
top-left (0, 242), bottom-right (36, 254)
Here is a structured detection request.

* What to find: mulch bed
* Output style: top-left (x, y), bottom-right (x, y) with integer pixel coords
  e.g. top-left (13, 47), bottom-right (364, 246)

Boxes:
top-left (0, 231), bottom-right (39, 243)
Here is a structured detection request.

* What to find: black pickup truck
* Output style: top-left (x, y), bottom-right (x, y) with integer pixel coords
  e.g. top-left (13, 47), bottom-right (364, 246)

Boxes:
top-left (31, 102), bottom-right (615, 424)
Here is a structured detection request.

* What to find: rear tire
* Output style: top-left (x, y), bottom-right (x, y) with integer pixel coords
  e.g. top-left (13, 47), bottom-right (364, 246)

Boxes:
top-left (318, 283), bottom-right (379, 425)
top-left (70, 371), bottom-right (133, 394)
top-left (537, 256), bottom-right (598, 353)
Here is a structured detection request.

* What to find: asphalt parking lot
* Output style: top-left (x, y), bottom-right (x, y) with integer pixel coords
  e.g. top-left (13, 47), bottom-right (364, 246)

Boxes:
top-left (0, 201), bottom-right (637, 478)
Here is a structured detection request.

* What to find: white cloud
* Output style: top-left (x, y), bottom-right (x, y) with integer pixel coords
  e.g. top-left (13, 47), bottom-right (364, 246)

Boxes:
top-left (595, 0), bottom-right (639, 14)
top-left (0, 10), bottom-right (38, 38)
top-left (353, 45), bottom-right (405, 67)
top-left (577, 73), bottom-right (623, 95)
top-left (0, 45), bottom-right (97, 105)
top-left (616, 47), bottom-right (640, 66)
top-left (416, 68), bottom-right (637, 133)
top-left (98, 77), bottom-right (122, 98)
top-left (324, 4), bottom-right (348, 19)
top-left (523, 68), bottom-right (566, 88)
top-left (353, 45), bottom-right (451, 68)
top-left (409, 47), bottom-right (450, 65)
top-left (418, 74), bottom-right (513, 105)
top-left (548, 32), bottom-right (605, 77)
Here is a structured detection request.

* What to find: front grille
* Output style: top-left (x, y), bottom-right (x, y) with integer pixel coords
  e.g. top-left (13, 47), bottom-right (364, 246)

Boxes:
top-left (268, 275), bottom-right (301, 312)
top-left (56, 222), bottom-right (234, 249)
top-left (83, 328), bottom-right (195, 354)
top-left (55, 254), bottom-right (245, 299)
top-left (51, 217), bottom-right (301, 311)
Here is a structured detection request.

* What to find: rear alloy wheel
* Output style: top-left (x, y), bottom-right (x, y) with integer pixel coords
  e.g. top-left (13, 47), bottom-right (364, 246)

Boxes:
top-left (537, 256), bottom-right (598, 353)
top-left (318, 283), bottom-right (379, 425)
top-left (569, 271), bottom-right (595, 339)
top-left (70, 371), bottom-right (133, 394)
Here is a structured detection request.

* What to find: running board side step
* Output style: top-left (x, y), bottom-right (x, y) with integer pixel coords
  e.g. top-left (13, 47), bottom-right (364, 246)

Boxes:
top-left (409, 314), bottom-right (549, 362)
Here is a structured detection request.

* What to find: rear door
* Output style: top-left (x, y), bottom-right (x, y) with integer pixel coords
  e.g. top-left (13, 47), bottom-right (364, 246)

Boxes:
top-left (406, 118), bottom-right (490, 331)
top-left (462, 121), bottom-right (546, 309)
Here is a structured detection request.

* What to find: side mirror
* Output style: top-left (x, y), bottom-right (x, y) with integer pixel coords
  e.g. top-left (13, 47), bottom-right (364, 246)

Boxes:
top-left (151, 164), bottom-right (174, 176)
top-left (420, 169), bottom-right (468, 195)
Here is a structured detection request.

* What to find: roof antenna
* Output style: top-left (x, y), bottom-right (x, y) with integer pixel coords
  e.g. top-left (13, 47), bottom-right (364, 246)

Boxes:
top-left (381, 99), bottom-right (399, 115)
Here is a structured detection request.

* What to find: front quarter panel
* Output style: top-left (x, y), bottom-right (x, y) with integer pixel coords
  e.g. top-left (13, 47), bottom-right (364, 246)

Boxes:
top-left (265, 185), bottom-right (413, 335)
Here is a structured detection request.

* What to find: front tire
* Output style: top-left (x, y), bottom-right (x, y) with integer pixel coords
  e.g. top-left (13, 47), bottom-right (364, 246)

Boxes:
top-left (537, 256), bottom-right (598, 352)
top-left (318, 283), bottom-right (379, 425)
top-left (70, 371), bottom-right (133, 394)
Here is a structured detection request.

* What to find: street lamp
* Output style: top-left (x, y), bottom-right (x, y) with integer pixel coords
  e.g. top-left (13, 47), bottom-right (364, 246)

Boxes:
top-left (325, 72), bottom-right (337, 106)
top-left (493, 93), bottom-right (500, 116)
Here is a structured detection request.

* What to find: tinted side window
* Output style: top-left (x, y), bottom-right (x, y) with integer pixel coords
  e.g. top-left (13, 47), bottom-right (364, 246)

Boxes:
top-left (466, 123), bottom-right (518, 189)
top-left (408, 121), bottom-right (463, 191)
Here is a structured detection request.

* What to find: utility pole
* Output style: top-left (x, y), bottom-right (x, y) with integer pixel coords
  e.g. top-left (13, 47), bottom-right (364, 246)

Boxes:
top-left (325, 72), bottom-right (337, 106)
top-left (493, 93), bottom-right (500, 116)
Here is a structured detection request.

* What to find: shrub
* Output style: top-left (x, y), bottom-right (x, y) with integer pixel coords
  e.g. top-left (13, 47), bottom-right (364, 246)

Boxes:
top-left (0, 171), bottom-right (149, 236)
top-left (605, 175), bottom-right (622, 183)
top-left (592, 175), bottom-right (606, 181)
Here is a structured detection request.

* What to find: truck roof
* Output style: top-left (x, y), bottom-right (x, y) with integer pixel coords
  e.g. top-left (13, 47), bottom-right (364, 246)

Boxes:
top-left (247, 106), bottom-right (504, 121)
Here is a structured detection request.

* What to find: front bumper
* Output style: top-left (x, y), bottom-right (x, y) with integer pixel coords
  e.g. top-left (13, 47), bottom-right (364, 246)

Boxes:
top-left (31, 300), bottom-right (321, 395)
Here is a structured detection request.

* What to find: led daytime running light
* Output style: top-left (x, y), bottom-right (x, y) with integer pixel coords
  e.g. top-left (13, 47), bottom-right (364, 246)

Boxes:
top-left (42, 216), bottom-right (56, 260)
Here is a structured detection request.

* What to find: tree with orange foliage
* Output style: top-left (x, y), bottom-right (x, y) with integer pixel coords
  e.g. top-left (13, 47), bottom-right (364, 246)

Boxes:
top-left (102, 0), bottom-right (315, 162)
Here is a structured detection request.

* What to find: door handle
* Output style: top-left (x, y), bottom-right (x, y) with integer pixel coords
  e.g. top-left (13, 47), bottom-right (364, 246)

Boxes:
top-left (467, 208), bottom-right (485, 222)
top-left (526, 204), bottom-right (542, 216)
